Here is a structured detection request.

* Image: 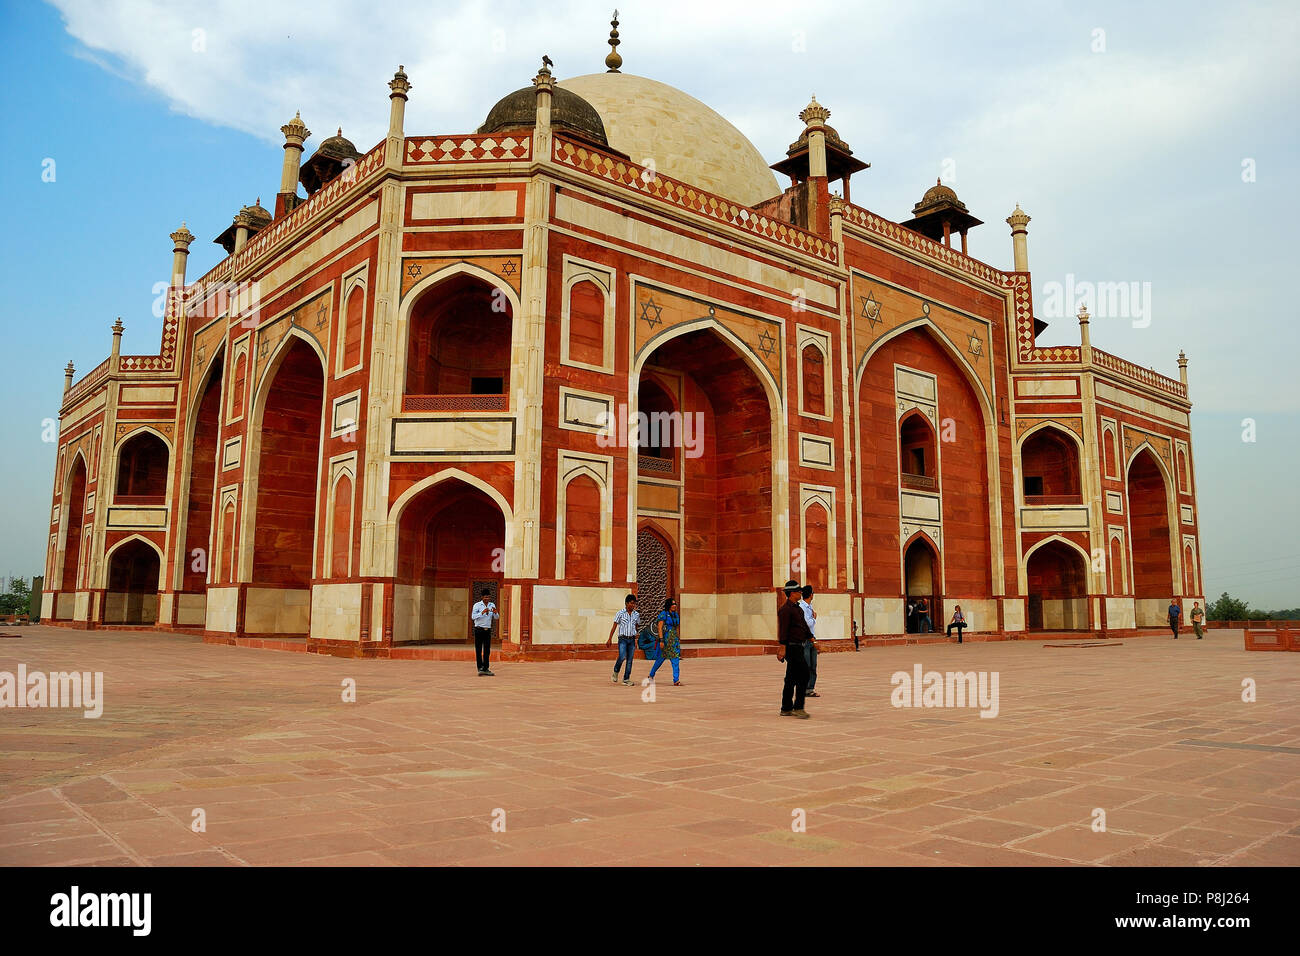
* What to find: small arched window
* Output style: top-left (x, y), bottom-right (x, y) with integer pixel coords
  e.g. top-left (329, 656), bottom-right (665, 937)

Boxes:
top-left (231, 352), bottom-right (247, 419)
top-left (115, 432), bottom-right (170, 501)
top-left (1021, 427), bottom-right (1082, 502)
top-left (330, 474), bottom-right (353, 578)
top-left (341, 286), bottom-right (364, 372)
top-left (899, 411), bottom-right (936, 482)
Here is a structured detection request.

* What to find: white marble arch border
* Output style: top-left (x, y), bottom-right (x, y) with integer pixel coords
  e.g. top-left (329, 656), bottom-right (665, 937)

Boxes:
top-left (1106, 524), bottom-right (1128, 594)
top-left (103, 532), bottom-right (167, 592)
top-left (853, 317), bottom-right (1003, 596)
top-left (324, 454), bottom-right (358, 579)
top-left (171, 342), bottom-right (227, 590)
top-left (382, 467), bottom-right (518, 579)
top-left (1123, 440), bottom-right (1182, 602)
top-left (627, 309), bottom-right (790, 588)
top-left (237, 325), bottom-right (329, 584)
top-left (1019, 532), bottom-right (1096, 597)
top-left (554, 451), bottom-right (614, 583)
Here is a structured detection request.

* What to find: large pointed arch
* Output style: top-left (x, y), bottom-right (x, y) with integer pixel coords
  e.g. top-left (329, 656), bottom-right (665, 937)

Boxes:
top-left (853, 316), bottom-right (1004, 595)
top-left (629, 315), bottom-right (789, 587)
top-left (172, 341), bottom-right (226, 590)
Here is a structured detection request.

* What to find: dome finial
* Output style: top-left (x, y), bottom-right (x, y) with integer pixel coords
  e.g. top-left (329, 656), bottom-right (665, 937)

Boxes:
top-left (605, 9), bottom-right (622, 72)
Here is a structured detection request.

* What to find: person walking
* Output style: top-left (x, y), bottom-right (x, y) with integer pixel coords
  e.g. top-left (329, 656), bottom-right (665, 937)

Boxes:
top-left (917, 596), bottom-right (933, 633)
top-left (646, 597), bottom-right (682, 685)
top-left (946, 605), bottom-right (967, 643)
top-left (1168, 597), bottom-right (1182, 638)
top-left (801, 585), bottom-right (820, 698)
top-left (777, 580), bottom-right (812, 718)
top-left (1190, 601), bottom-right (1204, 639)
top-left (852, 619), bottom-right (860, 651)
top-left (470, 589), bottom-right (498, 676)
top-left (606, 594), bottom-right (640, 685)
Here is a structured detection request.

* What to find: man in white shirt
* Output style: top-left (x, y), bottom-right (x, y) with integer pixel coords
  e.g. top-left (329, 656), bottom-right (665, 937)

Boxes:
top-left (470, 589), bottom-right (499, 676)
top-left (606, 594), bottom-right (641, 685)
top-left (801, 585), bottom-right (820, 698)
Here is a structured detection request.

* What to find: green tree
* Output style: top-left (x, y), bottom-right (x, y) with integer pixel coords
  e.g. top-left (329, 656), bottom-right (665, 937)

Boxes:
top-left (0, 578), bottom-right (32, 617)
top-left (1206, 591), bottom-right (1250, 622)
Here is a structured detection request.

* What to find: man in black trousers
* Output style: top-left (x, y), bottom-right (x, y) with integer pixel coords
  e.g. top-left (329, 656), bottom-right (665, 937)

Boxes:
top-left (777, 579), bottom-right (812, 718)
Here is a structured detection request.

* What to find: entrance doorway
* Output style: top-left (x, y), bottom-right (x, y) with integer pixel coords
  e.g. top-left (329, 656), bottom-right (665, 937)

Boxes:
top-left (903, 537), bottom-right (940, 633)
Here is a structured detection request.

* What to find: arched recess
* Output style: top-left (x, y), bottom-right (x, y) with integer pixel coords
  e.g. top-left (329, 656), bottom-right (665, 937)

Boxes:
top-left (174, 344), bottom-right (225, 597)
top-left (239, 328), bottom-right (327, 600)
top-left (561, 471), bottom-right (602, 583)
top-left (104, 535), bottom-right (164, 625)
top-left (1018, 423), bottom-right (1083, 504)
top-left (802, 499), bottom-right (831, 590)
top-left (400, 263), bottom-right (520, 403)
top-left (636, 523), bottom-right (675, 624)
top-left (1024, 535), bottom-right (1089, 631)
top-left (631, 317), bottom-right (787, 589)
top-left (856, 321), bottom-right (998, 601)
top-left (1177, 447), bottom-right (1191, 494)
top-left (800, 342), bottom-right (827, 416)
top-left (1102, 425), bottom-right (1118, 478)
top-left (58, 451), bottom-right (89, 598)
top-left (113, 428), bottom-right (171, 502)
top-left (216, 498), bottom-right (237, 585)
top-left (327, 469), bottom-right (355, 579)
top-left (391, 474), bottom-right (508, 643)
top-left (566, 278), bottom-right (606, 368)
top-left (1126, 444), bottom-right (1177, 624)
top-left (1182, 542), bottom-right (1197, 596)
top-left (1108, 533), bottom-right (1127, 594)
top-left (902, 531), bottom-right (941, 633)
top-left (339, 281), bottom-right (366, 374)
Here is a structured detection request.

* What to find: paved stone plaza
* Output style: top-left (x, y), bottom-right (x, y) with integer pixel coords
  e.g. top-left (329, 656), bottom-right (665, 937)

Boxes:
top-left (1, 626), bottom-right (1296, 866)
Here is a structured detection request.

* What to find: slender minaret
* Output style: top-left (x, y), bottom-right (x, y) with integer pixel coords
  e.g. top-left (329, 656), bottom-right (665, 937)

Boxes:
top-left (1077, 303), bottom-right (1091, 363)
top-left (170, 222), bottom-right (194, 286)
top-left (1006, 205), bottom-right (1030, 272)
top-left (63, 361), bottom-right (75, 395)
top-left (532, 56), bottom-right (555, 161)
top-left (276, 111), bottom-right (310, 217)
top-left (799, 96), bottom-right (832, 234)
top-left (232, 210), bottom-right (253, 253)
top-left (1178, 350), bottom-right (1188, 386)
top-left (111, 317), bottom-right (124, 371)
top-left (387, 65), bottom-right (411, 167)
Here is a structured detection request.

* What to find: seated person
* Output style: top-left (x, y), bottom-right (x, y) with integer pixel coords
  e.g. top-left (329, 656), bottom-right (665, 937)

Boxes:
top-left (946, 605), bottom-right (968, 642)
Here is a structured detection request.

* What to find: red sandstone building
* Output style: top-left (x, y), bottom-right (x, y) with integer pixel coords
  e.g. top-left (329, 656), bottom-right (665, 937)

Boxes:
top-left (42, 35), bottom-right (1203, 655)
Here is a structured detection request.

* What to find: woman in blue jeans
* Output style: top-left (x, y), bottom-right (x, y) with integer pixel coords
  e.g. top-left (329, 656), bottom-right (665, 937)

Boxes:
top-left (647, 598), bottom-right (682, 685)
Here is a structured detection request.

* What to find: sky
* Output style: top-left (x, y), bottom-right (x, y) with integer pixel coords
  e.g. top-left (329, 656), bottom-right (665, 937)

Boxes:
top-left (0, 0), bottom-right (1296, 607)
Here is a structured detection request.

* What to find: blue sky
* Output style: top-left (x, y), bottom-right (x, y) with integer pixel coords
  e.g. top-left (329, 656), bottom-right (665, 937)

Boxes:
top-left (1, 0), bottom-right (1296, 607)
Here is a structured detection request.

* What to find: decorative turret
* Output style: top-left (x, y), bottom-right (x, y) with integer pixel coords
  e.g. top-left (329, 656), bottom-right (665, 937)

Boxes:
top-left (1006, 204), bottom-right (1030, 272)
top-left (1178, 350), bottom-right (1188, 386)
top-left (276, 111), bottom-right (310, 217)
top-left (387, 64), bottom-right (412, 165)
top-left (63, 361), bottom-right (75, 395)
top-left (169, 222), bottom-right (194, 286)
top-left (214, 199), bottom-right (272, 255)
top-left (111, 317), bottom-right (124, 370)
top-left (770, 95), bottom-right (869, 204)
top-left (901, 178), bottom-right (983, 254)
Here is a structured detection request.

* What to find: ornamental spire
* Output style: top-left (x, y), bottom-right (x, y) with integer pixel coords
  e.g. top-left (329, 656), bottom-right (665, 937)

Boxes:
top-left (605, 10), bottom-right (622, 72)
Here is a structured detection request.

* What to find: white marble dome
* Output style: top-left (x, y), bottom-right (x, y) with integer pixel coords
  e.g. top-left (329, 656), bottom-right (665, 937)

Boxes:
top-left (559, 73), bottom-right (781, 208)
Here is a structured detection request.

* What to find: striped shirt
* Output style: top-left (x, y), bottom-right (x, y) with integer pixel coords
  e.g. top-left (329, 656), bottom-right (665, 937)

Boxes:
top-left (613, 608), bottom-right (641, 637)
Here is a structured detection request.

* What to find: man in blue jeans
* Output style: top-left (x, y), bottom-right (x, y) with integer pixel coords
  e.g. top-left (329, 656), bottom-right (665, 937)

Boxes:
top-left (1168, 597), bottom-right (1182, 638)
top-left (606, 594), bottom-right (640, 685)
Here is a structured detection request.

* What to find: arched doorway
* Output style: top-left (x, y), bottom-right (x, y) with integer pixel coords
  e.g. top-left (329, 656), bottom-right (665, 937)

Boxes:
top-left (248, 336), bottom-right (325, 634)
top-left (114, 431), bottom-right (170, 502)
top-left (1128, 447), bottom-right (1174, 625)
top-left (178, 353), bottom-right (224, 621)
top-left (903, 536), bottom-right (939, 633)
top-left (405, 272), bottom-right (512, 402)
top-left (637, 327), bottom-right (774, 611)
top-left (105, 539), bottom-right (161, 625)
top-left (636, 526), bottom-right (674, 625)
top-left (59, 455), bottom-right (89, 615)
top-left (1025, 539), bottom-right (1088, 631)
top-left (394, 478), bottom-right (506, 643)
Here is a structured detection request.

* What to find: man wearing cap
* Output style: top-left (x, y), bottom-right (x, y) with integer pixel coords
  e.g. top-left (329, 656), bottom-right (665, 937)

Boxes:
top-left (777, 579), bottom-right (813, 718)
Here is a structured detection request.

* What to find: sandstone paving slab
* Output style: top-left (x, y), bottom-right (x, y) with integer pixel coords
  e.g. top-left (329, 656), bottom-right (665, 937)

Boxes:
top-left (1, 625), bottom-right (1297, 866)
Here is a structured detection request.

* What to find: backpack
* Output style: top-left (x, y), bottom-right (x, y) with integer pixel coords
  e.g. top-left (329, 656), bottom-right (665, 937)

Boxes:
top-left (637, 626), bottom-right (657, 653)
